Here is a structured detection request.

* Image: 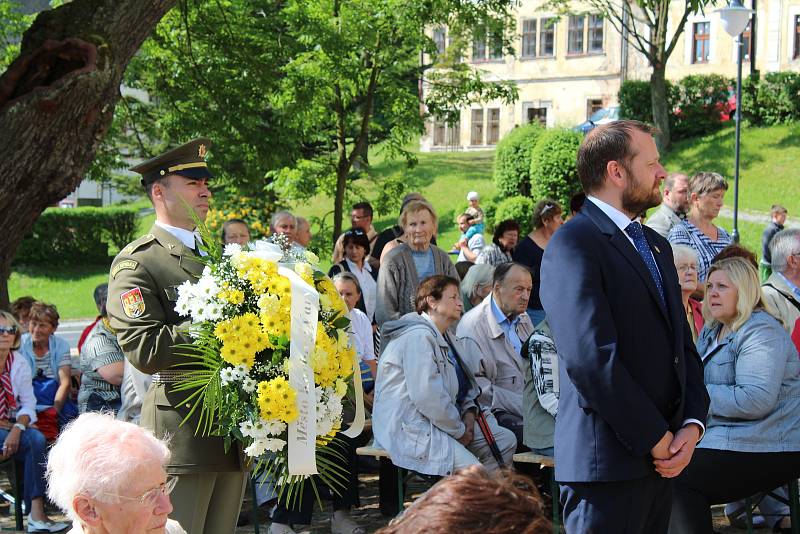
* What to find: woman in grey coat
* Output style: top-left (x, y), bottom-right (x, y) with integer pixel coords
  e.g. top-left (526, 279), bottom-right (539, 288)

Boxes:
top-left (669, 257), bottom-right (800, 533)
top-left (375, 199), bottom-right (459, 326)
top-left (372, 275), bottom-right (516, 476)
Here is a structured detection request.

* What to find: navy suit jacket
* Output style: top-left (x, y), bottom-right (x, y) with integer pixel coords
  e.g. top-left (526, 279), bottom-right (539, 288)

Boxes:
top-left (540, 199), bottom-right (709, 483)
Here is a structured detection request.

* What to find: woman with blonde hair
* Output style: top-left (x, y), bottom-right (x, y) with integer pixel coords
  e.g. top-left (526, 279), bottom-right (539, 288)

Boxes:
top-left (375, 199), bottom-right (458, 325)
top-left (668, 257), bottom-right (800, 533)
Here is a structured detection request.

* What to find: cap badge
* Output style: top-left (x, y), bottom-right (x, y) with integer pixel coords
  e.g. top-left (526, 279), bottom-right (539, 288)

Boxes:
top-left (198, 144), bottom-right (207, 159)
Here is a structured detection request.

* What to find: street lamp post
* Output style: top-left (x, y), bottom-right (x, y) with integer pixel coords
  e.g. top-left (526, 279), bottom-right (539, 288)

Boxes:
top-left (718, 0), bottom-right (753, 243)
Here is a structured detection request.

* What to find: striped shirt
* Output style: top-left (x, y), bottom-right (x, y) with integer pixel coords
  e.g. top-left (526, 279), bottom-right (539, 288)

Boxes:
top-left (668, 220), bottom-right (732, 282)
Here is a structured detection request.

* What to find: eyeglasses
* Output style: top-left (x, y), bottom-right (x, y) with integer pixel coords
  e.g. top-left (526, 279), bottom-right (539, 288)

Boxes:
top-left (0, 326), bottom-right (17, 336)
top-left (676, 263), bottom-right (698, 272)
top-left (102, 476), bottom-right (178, 507)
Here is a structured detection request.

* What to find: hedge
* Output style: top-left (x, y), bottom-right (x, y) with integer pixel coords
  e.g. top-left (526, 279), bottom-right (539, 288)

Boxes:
top-left (618, 75), bottom-right (730, 141)
top-left (742, 71), bottom-right (800, 125)
top-left (494, 196), bottom-right (535, 235)
top-left (529, 128), bottom-right (583, 210)
top-left (493, 122), bottom-right (544, 197)
top-left (15, 207), bottom-right (138, 265)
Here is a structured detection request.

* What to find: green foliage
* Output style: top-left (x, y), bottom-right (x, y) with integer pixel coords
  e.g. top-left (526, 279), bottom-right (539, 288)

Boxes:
top-left (619, 80), bottom-right (657, 123)
top-left (529, 128), bottom-right (583, 209)
top-left (619, 75), bottom-right (732, 140)
top-left (741, 71), bottom-right (800, 126)
top-left (672, 74), bottom-right (731, 140)
top-left (15, 207), bottom-right (138, 265)
top-left (493, 196), bottom-right (534, 235)
top-left (493, 122), bottom-right (544, 197)
top-left (0, 1), bottom-right (33, 71)
top-left (113, 0), bottom-right (519, 238)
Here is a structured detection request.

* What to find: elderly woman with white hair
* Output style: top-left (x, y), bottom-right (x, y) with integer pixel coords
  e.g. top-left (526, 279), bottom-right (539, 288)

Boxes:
top-left (672, 244), bottom-right (704, 342)
top-left (459, 263), bottom-right (494, 312)
top-left (47, 412), bottom-right (185, 534)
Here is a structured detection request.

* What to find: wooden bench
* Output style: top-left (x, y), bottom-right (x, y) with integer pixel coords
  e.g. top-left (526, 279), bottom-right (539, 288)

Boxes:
top-left (513, 452), bottom-right (560, 533)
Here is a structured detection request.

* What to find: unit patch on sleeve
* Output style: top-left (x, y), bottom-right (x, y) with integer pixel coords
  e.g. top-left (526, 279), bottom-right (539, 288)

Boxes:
top-left (120, 287), bottom-right (146, 318)
top-left (111, 259), bottom-right (139, 279)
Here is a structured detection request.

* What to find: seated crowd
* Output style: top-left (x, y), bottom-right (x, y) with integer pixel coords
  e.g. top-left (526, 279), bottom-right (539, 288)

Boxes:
top-left (4, 175), bottom-right (798, 533)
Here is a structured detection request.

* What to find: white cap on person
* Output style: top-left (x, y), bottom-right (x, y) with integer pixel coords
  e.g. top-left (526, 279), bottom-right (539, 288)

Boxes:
top-left (467, 191), bottom-right (479, 201)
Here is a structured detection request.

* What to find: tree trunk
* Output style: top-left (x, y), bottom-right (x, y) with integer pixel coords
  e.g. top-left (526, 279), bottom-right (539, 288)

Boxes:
top-left (0, 0), bottom-right (177, 309)
top-left (650, 63), bottom-right (671, 152)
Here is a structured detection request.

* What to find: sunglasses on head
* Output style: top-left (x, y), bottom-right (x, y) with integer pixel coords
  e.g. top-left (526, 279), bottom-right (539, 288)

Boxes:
top-left (344, 229), bottom-right (366, 236)
top-left (0, 326), bottom-right (17, 335)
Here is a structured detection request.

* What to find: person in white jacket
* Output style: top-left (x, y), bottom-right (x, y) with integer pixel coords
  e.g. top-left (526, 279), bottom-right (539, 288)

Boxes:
top-left (373, 275), bottom-right (516, 476)
top-left (0, 310), bottom-right (68, 533)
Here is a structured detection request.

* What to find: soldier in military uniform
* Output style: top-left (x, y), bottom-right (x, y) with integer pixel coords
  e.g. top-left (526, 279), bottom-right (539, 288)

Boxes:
top-left (107, 139), bottom-right (246, 534)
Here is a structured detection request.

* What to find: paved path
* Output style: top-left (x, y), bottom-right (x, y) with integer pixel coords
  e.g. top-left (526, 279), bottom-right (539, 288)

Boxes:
top-left (57, 318), bottom-right (95, 352)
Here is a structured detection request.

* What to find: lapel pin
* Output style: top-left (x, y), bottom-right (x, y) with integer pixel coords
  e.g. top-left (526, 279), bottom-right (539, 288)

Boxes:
top-left (654, 245), bottom-right (661, 253)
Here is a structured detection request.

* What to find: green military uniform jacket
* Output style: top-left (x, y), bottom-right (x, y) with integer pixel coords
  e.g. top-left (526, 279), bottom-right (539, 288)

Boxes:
top-left (107, 224), bottom-right (242, 474)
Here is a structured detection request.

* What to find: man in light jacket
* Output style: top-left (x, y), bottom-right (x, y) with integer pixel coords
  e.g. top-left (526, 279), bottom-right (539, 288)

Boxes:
top-left (456, 263), bottom-right (534, 448)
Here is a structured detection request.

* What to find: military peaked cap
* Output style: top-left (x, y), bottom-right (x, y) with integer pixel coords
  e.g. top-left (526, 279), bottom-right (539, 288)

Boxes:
top-left (129, 137), bottom-right (214, 186)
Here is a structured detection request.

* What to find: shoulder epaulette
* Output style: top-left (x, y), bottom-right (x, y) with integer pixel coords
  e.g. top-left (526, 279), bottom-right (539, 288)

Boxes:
top-left (121, 233), bottom-right (156, 256)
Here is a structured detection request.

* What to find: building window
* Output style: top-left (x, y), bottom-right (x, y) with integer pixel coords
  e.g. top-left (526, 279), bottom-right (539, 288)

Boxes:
top-left (526, 107), bottom-right (548, 127)
top-left (471, 109), bottom-right (484, 145)
top-left (433, 120), bottom-right (446, 146)
top-left (795, 16), bottom-right (800, 59)
top-left (472, 25), bottom-right (503, 62)
top-left (522, 19), bottom-right (537, 57)
top-left (588, 15), bottom-right (604, 53)
top-left (433, 27), bottom-right (446, 57)
top-left (489, 30), bottom-right (504, 59)
top-left (472, 27), bottom-right (487, 62)
top-left (692, 21), bottom-right (710, 64)
top-left (433, 117), bottom-right (461, 147)
top-left (587, 99), bottom-right (603, 119)
top-left (487, 109), bottom-right (500, 145)
top-left (539, 18), bottom-right (556, 57)
top-left (447, 120), bottom-right (461, 146)
top-left (568, 16), bottom-right (585, 55)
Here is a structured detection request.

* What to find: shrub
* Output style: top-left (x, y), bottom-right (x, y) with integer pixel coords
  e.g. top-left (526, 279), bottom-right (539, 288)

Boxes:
top-left (750, 71), bottom-right (800, 125)
top-left (529, 128), bottom-right (583, 210)
top-left (619, 80), bottom-right (655, 123)
top-left (14, 207), bottom-right (138, 265)
top-left (671, 74), bottom-right (732, 140)
top-left (494, 196), bottom-right (535, 235)
top-left (493, 122), bottom-right (544, 197)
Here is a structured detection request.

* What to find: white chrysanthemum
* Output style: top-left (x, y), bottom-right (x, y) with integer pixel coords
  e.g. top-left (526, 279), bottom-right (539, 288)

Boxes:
top-left (194, 275), bottom-right (220, 299)
top-left (239, 421), bottom-right (255, 437)
top-left (202, 265), bottom-right (213, 277)
top-left (244, 439), bottom-right (269, 457)
top-left (220, 367), bottom-right (237, 385)
top-left (233, 364), bottom-right (250, 379)
top-left (223, 242), bottom-right (243, 256)
top-left (263, 438), bottom-right (287, 453)
top-left (304, 250), bottom-right (320, 265)
top-left (242, 377), bottom-right (257, 394)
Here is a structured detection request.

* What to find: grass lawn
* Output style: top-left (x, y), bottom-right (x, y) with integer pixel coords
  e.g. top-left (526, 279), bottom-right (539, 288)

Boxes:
top-left (10, 122), bottom-right (798, 318)
top-left (9, 263), bottom-right (112, 319)
top-left (662, 122), bottom-right (800, 214)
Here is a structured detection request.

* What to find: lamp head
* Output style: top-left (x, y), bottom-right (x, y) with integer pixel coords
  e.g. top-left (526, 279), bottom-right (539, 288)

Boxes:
top-left (717, 0), bottom-right (753, 37)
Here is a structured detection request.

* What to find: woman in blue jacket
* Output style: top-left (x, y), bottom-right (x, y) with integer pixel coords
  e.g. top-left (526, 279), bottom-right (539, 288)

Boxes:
top-left (669, 257), bottom-right (800, 533)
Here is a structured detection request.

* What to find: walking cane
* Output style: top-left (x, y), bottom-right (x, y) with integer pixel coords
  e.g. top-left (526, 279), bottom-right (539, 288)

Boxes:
top-left (444, 335), bottom-right (506, 469)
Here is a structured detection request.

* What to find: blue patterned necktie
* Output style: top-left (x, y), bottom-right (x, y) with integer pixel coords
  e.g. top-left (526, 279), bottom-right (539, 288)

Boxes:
top-left (625, 221), bottom-right (666, 306)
